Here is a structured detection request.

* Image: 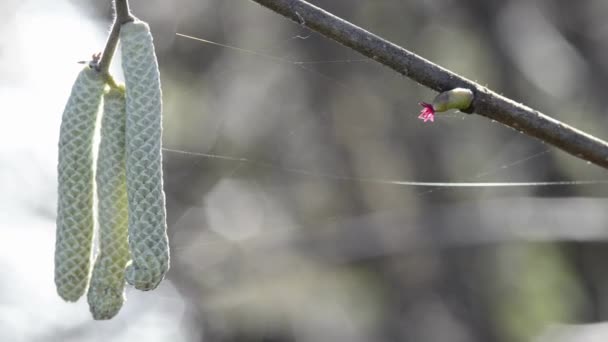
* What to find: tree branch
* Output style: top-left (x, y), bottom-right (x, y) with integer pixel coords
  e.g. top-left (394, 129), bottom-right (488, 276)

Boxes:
top-left (250, 0), bottom-right (608, 170)
top-left (97, 0), bottom-right (134, 75)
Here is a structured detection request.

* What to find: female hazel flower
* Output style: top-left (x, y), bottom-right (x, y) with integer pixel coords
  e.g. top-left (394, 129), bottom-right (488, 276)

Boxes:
top-left (418, 88), bottom-right (474, 123)
top-left (418, 102), bottom-right (435, 122)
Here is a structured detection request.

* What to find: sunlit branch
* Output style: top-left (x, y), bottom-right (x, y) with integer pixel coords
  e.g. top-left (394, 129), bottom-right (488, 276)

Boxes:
top-left (250, 0), bottom-right (608, 170)
top-left (97, 0), bottom-right (134, 74)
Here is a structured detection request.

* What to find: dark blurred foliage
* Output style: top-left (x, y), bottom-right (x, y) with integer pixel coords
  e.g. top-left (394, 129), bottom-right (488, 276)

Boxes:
top-left (90, 0), bottom-right (608, 341)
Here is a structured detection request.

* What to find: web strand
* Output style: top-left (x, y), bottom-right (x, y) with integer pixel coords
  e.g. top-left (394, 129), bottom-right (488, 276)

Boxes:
top-left (162, 148), bottom-right (608, 188)
top-left (176, 33), bottom-right (368, 89)
top-left (171, 34), bottom-right (606, 191)
top-left (176, 33), bottom-right (369, 65)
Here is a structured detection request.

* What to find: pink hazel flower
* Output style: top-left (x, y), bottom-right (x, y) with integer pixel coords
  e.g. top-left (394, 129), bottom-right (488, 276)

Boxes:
top-left (418, 102), bottom-right (435, 123)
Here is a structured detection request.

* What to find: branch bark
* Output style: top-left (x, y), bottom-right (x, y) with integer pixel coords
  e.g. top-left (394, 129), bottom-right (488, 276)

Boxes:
top-left (250, 0), bottom-right (608, 170)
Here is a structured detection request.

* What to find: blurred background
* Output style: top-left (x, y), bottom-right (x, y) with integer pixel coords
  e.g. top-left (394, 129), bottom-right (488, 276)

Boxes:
top-left (2, 0), bottom-right (608, 341)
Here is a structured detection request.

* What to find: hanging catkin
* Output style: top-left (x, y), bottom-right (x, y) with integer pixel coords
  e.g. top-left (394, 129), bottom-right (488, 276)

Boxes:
top-left (120, 20), bottom-right (169, 291)
top-left (87, 85), bottom-right (130, 320)
top-left (55, 66), bottom-right (105, 301)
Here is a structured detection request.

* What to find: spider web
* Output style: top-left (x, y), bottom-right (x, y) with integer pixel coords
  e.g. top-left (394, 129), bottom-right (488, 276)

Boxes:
top-left (166, 31), bottom-right (608, 197)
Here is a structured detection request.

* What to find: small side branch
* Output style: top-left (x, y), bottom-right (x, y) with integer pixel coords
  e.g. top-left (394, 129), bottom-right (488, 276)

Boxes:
top-left (250, 0), bottom-right (608, 170)
top-left (97, 0), bottom-right (134, 74)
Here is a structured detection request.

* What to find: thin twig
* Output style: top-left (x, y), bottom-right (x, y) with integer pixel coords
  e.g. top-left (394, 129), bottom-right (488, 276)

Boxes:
top-left (250, 0), bottom-right (608, 170)
top-left (115, 0), bottom-right (133, 24)
top-left (97, 0), bottom-right (134, 75)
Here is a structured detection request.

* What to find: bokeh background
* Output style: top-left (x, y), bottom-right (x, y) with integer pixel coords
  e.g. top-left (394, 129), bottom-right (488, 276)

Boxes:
top-left (2, 0), bottom-right (608, 341)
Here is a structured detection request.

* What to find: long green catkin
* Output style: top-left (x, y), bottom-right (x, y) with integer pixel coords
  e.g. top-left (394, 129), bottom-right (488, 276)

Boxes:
top-left (55, 66), bottom-right (105, 302)
top-left (120, 20), bottom-right (169, 291)
top-left (87, 85), bottom-right (130, 320)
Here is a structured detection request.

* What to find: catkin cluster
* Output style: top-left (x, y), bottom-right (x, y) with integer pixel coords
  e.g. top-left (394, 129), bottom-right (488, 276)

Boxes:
top-left (55, 19), bottom-right (168, 320)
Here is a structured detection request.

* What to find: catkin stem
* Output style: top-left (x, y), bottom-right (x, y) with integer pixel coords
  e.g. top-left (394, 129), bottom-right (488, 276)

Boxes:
top-left (97, 0), bottom-right (134, 75)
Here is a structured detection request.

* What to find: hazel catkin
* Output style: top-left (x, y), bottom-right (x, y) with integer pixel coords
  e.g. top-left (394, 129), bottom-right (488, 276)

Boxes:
top-left (120, 20), bottom-right (170, 291)
top-left (87, 85), bottom-right (131, 320)
top-left (55, 66), bottom-right (105, 302)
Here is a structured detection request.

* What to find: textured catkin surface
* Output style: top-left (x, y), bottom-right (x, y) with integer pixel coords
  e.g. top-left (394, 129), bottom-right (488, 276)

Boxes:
top-left (121, 21), bottom-right (169, 291)
top-left (55, 66), bottom-right (105, 302)
top-left (87, 86), bottom-right (130, 320)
